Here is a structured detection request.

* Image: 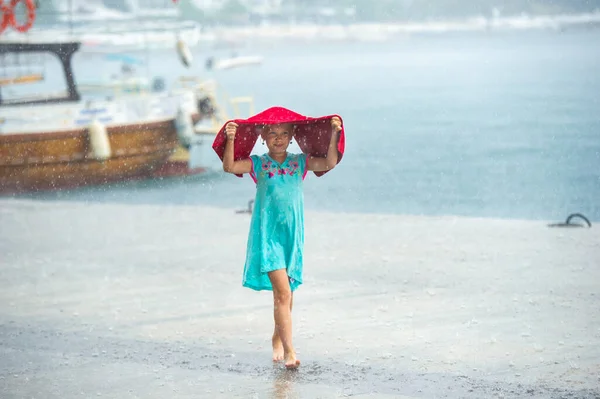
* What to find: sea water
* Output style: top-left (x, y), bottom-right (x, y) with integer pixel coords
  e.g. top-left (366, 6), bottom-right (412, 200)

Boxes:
top-left (7, 29), bottom-right (600, 222)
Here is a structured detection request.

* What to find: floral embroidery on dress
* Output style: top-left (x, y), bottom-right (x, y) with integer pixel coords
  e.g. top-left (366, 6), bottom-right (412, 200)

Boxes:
top-left (259, 155), bottom-right (301, 179)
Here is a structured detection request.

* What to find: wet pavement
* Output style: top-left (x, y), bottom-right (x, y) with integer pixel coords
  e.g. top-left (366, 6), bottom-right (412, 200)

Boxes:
top-left (1, 199), bottom-right (599, 398)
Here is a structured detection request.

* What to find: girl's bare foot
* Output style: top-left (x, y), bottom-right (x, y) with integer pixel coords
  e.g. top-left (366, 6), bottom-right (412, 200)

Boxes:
top-left (284, 351), bottom-right (300, 370)
top-left (272, 332), bottom-right (284, 362)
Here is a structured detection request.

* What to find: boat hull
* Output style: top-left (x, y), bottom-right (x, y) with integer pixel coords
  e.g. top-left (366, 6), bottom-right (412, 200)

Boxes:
top-left (150, 160), bottom-right (207, 178)
top-left (0, 119), bottom-right (181, 194)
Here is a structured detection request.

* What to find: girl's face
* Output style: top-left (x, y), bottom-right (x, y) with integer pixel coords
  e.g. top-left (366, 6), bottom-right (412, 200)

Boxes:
top-left (262, 123), bottom-right (293, 155)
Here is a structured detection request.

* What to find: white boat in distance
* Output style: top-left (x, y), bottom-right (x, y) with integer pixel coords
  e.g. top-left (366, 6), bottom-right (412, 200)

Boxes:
top-left (214, 55), bottom-right (263, 70)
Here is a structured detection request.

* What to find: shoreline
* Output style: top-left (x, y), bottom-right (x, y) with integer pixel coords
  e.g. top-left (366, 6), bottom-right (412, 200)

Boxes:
top-left (209, 12), bottom-right (600, 44)
top-left (1, 197), bottom-right (597, 226)
top-left (1, 197), bottom-right (596, 225)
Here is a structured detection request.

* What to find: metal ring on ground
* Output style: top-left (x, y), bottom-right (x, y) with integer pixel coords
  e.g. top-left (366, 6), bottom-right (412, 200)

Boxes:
top-left (548, 213), bottom-right (592, 228)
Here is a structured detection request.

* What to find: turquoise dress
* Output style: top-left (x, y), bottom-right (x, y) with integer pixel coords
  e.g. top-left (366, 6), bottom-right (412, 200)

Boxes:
top-left (242, 152), bottom-right (308, 292)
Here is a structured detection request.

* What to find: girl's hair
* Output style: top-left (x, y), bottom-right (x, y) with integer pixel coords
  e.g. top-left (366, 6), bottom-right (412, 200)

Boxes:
top-left (257, 123), bottom-right (296, 135)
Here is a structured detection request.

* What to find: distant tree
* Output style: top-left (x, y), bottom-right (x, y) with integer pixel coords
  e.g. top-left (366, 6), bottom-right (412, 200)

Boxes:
top-left (102, 0), bottom-right (129, 12)
top-left (220, 0), bottom-right (248, 17)
top-left (351, 0), bottom-right (408, 21)
top-left (330, 0), bottom-right (600, 21)
top-left (177, 0), bottom-right (206, 21)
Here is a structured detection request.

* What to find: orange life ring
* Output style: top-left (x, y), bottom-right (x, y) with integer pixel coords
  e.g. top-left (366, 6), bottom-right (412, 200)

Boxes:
top-left (9, 0), bottom-right (35, 33)
top-left (0, 0), bottom-right (35, 34)
top-left (0, 3), bottom-right (11, 34)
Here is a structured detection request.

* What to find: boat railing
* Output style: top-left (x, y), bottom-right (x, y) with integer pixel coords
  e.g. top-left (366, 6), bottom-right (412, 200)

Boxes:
top-left (77, 77), bottom-right (151, 97)
top-left (0, 90), bottom-right (71, 107)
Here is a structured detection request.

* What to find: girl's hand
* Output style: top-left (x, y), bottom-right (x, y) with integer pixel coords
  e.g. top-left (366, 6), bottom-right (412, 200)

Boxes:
top-left (331, 117), bottom-right (342, 134)
top-left (225, 122), bottom-right (238, 140)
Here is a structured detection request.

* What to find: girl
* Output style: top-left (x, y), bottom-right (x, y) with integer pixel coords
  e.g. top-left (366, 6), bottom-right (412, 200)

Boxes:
top-left (222, 116), bottom-right (342, 369)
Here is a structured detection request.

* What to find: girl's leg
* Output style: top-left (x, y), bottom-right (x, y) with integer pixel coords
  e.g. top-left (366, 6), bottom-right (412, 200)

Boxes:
top-left (272, 291), bottom-right (293, 362)
top-left (268, 269), bottom-right (300, 369)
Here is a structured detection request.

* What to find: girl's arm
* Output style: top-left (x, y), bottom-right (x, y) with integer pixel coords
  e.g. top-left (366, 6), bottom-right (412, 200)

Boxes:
top-left (222, 122), bottom-right (252, 174)
top-left (307, 117), bottom-right (342, 172)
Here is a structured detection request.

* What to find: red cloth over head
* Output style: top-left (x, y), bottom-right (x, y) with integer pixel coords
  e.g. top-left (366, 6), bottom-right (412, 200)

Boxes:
top-left (212, 106), bottom-right (345, 177)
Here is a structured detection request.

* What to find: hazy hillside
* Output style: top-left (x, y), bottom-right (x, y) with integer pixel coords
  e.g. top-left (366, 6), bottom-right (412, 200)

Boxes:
top-left (31, 0), bottom-right (600, 26)
top-left (297, 0), bottom-right (600, 20)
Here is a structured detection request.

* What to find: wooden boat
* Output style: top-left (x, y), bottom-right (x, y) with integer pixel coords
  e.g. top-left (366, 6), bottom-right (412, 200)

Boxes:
top-left (0, 40), bottom-right (210, 193)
